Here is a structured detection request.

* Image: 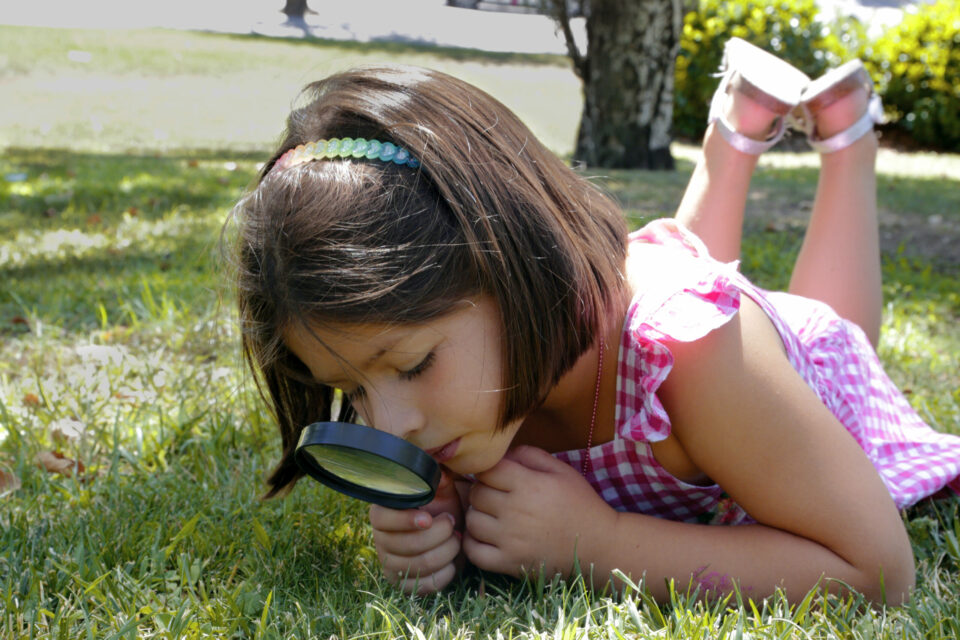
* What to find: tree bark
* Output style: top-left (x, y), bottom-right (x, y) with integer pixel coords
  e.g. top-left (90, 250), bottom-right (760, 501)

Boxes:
top-left (282, 0), bottom-right (311, 20)
top-left (550, 0), bottom-right (682, 170)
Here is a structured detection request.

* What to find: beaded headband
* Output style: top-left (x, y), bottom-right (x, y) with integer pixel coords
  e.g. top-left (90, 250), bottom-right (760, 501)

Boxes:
top-left (272, 138), bottom-right (420, 173)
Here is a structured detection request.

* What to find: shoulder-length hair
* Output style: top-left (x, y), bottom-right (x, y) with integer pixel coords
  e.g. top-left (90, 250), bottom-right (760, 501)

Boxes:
top-left (229, 65), bottom-right (627, 496)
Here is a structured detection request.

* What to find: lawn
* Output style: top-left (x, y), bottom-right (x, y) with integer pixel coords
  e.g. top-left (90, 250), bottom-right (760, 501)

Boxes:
top-left (2, 25), bottom-right (959, 639)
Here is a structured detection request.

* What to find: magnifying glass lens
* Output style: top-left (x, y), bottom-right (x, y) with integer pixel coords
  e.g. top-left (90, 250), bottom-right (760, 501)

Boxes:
top-left (300, 444), bottom-right (430, 495)
top-left (295, 422), bottom-right (440, 509)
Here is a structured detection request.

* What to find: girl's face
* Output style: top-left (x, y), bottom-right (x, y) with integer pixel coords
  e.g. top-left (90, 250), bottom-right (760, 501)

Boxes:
top-left (283, 297), bottom-right (522, 476)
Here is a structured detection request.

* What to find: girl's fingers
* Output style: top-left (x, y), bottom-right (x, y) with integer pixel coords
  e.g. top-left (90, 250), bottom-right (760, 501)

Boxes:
top-left (398, 561), bottom-right (458, 595)
top-left (463, 505), bottom-right (499, 545)
top-left (461, 529), bottom-right (506, 575)
top-left (372, 512), bottom-right (456, 558)
top-left (467, 481), bottom-right (508, 515)
top-left (369, 504), bottom-right (433, 532)
top-left (380, 530), bottom-right (460, 577)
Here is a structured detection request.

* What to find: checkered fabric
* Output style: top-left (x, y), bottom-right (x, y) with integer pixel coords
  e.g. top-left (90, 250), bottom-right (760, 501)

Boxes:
top-left (554, 219), bottom-right (960, 525)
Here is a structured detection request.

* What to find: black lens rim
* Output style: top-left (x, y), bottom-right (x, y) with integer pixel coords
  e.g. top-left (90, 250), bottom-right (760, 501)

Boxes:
top-left (294, 422), bottom-right (440, 509)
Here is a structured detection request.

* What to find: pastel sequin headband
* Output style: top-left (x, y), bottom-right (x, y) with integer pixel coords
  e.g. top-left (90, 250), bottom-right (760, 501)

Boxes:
top-left (272, 138), bottom-right (420, 173)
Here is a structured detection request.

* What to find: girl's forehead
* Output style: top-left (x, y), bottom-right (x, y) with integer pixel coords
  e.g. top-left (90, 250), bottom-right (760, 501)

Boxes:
top-left (284, 320), bottom-right (412, 361)
top-left (282, 298), bottom-right (494, 376)
top-left (282, 320), bottom-right (413, 384)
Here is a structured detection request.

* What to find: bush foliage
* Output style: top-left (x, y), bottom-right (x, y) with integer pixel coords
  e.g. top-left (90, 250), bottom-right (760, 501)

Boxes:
top-left (868, 1), bottom-right (960, 150)
top-left (674, 0), bottom-right (960, 151)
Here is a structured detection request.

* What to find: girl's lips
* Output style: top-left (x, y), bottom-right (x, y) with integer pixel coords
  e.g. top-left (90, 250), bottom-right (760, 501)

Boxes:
top-left (426, 438), bottom-right (459, 463)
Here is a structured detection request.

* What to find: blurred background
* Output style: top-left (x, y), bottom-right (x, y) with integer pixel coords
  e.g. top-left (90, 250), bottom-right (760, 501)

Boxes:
top-left (2, 0), bottom-right (955, 158)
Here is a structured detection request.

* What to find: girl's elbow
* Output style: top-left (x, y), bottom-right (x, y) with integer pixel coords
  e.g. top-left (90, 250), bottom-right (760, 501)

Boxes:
top-left (879, 553), bottom-right (916, 606)
top-left (856, 543), bottom-right (916, 605)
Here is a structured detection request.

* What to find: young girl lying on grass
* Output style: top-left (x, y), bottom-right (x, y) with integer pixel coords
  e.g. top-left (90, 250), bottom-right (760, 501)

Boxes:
top-left (229, 40), bottom-right (960, 603)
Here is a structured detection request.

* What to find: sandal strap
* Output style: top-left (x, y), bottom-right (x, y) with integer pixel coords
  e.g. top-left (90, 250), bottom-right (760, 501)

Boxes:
top-left (708, 68), bottom-right (788, 155)
top-left (713, 113), bottom-right (787, 155)
top-left (808, 93), bottom-right (884, 153)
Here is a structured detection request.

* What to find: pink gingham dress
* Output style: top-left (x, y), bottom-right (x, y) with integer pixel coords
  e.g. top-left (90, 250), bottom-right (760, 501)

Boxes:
top-left (554, 219), bottom-right (960, 525)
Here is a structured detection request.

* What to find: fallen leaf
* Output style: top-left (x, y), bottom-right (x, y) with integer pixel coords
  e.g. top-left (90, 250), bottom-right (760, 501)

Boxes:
top-left (36, 451), bottom-right (85, 476)
top-left (0, 465), bottom-right (21, 496)
top-left (22, 393), bottom-right (41, 408)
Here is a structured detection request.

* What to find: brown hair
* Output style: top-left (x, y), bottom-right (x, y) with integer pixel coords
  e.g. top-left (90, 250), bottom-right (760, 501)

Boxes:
top-left (229, 65), bottom-right (628, 496)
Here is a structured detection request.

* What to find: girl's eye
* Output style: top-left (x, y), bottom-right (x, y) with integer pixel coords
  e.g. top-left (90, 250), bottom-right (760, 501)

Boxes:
top-left (400, 351), bottom-right (435, 381)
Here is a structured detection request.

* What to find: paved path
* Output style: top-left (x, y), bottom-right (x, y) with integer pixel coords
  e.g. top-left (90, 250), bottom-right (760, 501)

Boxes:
top-left (0, 0), bottom-right (910, 54)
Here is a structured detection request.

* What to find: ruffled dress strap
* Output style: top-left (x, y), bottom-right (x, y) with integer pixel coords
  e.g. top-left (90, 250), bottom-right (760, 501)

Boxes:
top-left (617, 219), bottom-right (744, 443)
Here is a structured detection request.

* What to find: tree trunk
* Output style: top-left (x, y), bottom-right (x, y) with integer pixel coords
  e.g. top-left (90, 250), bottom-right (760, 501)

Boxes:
top-left (282, 0), bottom-right (311, 20)
top-left (554, 0), bottom-right (683, 170)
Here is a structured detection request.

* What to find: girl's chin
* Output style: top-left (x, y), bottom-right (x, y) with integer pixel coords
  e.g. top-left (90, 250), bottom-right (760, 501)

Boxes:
top-left (447, 448), bottom-right (508, 476)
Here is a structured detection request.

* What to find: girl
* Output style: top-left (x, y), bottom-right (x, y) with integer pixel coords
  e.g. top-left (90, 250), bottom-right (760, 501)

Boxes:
top-left (230, 40), bottom-right (960, 603)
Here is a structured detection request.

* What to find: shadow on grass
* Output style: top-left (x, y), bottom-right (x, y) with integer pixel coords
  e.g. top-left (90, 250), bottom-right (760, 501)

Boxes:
top-left (1, 147), bottom-right (262, 232)
top-left (3, 147), bottom-right (958, 336)
top-left (219, 31), bottom-right (569, 67)
top-left (598, 157), bottom-right (960, 270)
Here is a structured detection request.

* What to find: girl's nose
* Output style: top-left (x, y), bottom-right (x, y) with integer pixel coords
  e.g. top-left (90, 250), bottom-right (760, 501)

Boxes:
top-left (365, 391), bottom-right (425, 442)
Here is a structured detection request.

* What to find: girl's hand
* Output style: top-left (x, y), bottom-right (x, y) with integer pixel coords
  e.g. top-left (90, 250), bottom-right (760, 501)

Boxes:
top-left (462, 445), bottom-right (617, 579)
top-left (369, 470), bottom-right (463, 595)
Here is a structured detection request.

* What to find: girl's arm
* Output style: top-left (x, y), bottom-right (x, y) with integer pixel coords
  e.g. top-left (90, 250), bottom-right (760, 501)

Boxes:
top-left (464, 297), bottom-right (915, 603)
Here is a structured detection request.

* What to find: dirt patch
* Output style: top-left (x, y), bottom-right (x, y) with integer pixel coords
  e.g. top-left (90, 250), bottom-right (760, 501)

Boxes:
top-left (876, 211), bottom-right (960, 267)
top-left (748, 208), bottom-right (960, 268)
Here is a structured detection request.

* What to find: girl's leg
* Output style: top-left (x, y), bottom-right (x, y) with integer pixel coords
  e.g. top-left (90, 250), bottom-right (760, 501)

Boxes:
top-left (674, 94), bottom-right (778, 263)
top-left (787, 89), bottom-right (882, 346)
top-left (677, 82), bottom-right (882, 347)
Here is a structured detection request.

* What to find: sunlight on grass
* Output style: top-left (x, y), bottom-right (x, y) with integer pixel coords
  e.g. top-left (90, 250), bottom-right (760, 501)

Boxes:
top-left (675, 142), bottom-right (960, 180)
top-left (0, 26), bottom-right (580, 155)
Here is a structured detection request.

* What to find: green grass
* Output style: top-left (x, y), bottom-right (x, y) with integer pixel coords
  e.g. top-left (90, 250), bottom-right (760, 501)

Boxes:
top-left (2, 25), bottom-right (960, 639)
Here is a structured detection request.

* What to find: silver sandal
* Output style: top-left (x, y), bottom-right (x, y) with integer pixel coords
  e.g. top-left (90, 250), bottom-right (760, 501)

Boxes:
top-left (707, 38), bottom-right (811, 155)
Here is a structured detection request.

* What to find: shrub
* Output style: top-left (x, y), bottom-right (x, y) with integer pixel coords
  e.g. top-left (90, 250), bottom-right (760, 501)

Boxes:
top-left (867, 1), bottom-right (960, 151)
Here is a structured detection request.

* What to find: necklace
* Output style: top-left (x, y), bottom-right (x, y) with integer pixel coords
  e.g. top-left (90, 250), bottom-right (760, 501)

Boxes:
top-left (582, 336), bottom-right (605, 476)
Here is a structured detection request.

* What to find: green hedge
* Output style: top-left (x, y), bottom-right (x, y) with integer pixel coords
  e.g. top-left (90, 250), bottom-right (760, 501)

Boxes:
top-left (674, 0), bottom-right (960, 151)
top-left (868, 1), bottom-right (960, 150)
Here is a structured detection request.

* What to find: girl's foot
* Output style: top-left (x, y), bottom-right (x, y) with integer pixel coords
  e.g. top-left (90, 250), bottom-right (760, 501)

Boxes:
top-left (707, 38), bottom-right (811, 155)
top-left (793, 61), bottom-right (883, 153)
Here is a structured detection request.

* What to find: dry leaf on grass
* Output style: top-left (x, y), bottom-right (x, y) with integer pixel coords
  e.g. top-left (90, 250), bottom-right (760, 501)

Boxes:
top-left (36, 451), bottom-right (85, 476)
top-left (0, 465), bottom-right (21, 496)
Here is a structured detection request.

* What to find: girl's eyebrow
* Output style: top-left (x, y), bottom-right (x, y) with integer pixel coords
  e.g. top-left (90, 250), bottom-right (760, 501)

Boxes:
top-left (312, 329), bottom-right (416, 386)
top-left (362, 334), bottom-right (407, 368)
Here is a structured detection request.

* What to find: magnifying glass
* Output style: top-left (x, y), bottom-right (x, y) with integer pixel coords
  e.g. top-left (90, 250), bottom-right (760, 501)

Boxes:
top-left (294, 422), bottom-right (440, 509)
